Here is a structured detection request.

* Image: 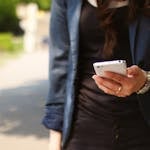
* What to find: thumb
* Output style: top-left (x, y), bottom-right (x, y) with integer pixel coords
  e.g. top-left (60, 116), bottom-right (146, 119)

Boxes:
top-left (127, 65), bottom-right (139, 76)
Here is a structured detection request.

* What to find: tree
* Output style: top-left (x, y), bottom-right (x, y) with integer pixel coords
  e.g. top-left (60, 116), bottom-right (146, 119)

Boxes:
top-left (0, 0), bottom-right (22, 34)
top-left (18, 0), bottom-right (51, 10)
top-left (0, 0), bottom-right (51, 34)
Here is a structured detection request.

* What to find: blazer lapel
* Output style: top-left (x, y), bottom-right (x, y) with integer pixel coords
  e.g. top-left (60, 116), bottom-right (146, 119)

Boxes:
top-left (67, 0), bottom-right (83, 52)
top-left (129, 19), bottom-right (139, 64)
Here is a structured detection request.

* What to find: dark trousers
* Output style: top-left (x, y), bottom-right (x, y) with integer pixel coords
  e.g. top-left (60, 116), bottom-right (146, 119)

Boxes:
top-left (64, 110), bottom-right (150, 150)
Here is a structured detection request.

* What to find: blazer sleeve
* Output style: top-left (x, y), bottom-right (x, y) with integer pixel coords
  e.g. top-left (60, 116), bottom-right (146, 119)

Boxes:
top-left (42, 0), bottom-right (70, 131)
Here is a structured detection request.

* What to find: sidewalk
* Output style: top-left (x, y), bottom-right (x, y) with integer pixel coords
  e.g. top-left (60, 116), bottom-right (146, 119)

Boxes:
top-left (0, 50), bottom-right (49, 150)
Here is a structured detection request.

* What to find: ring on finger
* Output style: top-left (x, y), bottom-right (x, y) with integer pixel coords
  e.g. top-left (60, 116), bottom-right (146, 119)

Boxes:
top-left (116, 86), bottom-right (122, 94)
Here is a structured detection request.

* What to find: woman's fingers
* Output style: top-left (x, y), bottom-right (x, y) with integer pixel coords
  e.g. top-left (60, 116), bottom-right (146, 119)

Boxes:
top-left (92, 75), bottom-right (122, 95)
top-left (92, 74), bottom-right (132, 97)
top-left (127, 65), bottom-right (147, 92)
top-left (127, 65), bottom-right (139, 76)
top-left (103, 71), bottom-right (126, 84)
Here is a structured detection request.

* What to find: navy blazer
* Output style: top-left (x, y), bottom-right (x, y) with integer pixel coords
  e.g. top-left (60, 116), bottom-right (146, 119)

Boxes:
top-left (42, 0), bottom-right (150, 147)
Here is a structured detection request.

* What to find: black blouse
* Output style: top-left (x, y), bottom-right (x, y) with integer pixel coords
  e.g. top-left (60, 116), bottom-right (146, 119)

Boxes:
top-left (75, 0), bottom-right (139, 119)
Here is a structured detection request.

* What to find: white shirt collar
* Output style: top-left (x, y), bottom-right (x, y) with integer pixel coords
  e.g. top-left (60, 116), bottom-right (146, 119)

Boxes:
top-left (87, 0), bottom-right (129, 8)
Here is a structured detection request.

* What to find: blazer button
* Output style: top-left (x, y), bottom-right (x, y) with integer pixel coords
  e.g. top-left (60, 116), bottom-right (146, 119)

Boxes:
top-left (115, 134), bottom-right (119, 140)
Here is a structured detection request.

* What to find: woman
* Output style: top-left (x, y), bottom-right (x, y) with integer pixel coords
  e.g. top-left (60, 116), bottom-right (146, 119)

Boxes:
top-left (42, 0), bottom-right (150, 149)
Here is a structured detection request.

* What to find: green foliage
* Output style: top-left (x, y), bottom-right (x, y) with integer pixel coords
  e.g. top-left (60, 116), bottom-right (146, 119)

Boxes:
top-left (18, 0), bottom-right (51, 10)
top-left (0, 33), bottom-right (23, 53)
top-left (0, 33), bottom-right (13, 52)
top-left (0, 0), bottom-right (23, 34)
top-left (37, 0), bottom-right (51, 10)
top-left (0, 33), bottom-right (23, 66)
top-left (0, 0), bottom-right (51, 34)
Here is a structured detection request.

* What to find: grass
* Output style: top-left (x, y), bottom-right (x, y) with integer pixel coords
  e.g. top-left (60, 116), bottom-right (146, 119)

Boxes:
top-left (0, 33), bottom-right (24, 66)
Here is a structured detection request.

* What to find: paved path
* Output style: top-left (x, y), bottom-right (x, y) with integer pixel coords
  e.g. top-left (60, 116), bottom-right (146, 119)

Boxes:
top-left (0, 50), bottom-right (49, 150)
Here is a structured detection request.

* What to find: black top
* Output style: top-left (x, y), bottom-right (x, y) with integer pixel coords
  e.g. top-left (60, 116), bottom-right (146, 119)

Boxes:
top-left (75, 0), bottom-right (139, 119)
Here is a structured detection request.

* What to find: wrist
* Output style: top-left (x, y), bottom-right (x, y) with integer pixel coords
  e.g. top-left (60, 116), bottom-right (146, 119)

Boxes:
top-left (49, 130), bottom-right (62, 141)
top-left (136, 71), bottom-right (150, 94)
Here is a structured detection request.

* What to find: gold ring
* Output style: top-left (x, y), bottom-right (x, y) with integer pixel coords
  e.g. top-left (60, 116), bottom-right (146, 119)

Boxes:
top-left (116, 86), bottom-right (122, 94)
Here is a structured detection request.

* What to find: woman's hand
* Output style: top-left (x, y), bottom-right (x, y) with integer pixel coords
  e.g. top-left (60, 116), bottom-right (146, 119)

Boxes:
top-left (49, 130), bottom-right (62, 150)
top-left (92, 65), bottom-right (147, 97)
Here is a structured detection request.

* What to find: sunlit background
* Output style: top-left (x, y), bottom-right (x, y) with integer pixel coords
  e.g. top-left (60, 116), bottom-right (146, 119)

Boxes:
top-left (0, 0), bottom-right (51, 149)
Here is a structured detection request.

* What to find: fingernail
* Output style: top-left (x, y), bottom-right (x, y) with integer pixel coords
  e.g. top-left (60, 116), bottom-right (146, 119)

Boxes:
top-left (92, 75), bottom-right (96, 79)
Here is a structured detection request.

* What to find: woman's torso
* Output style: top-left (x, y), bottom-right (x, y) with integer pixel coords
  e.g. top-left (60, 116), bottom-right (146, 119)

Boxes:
top-left (65, 1), bottom-right (150, 149)
top-left (76, 0), bottom-right (139, 119)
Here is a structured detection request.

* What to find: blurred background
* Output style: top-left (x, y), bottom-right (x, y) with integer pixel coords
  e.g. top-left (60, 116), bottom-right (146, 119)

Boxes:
top-left (0, 0), bottom-right (51, 149)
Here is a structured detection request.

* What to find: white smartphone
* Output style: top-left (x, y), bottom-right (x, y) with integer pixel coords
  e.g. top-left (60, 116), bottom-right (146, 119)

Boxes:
top-left (93, 60), bottom-right (127, 77)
